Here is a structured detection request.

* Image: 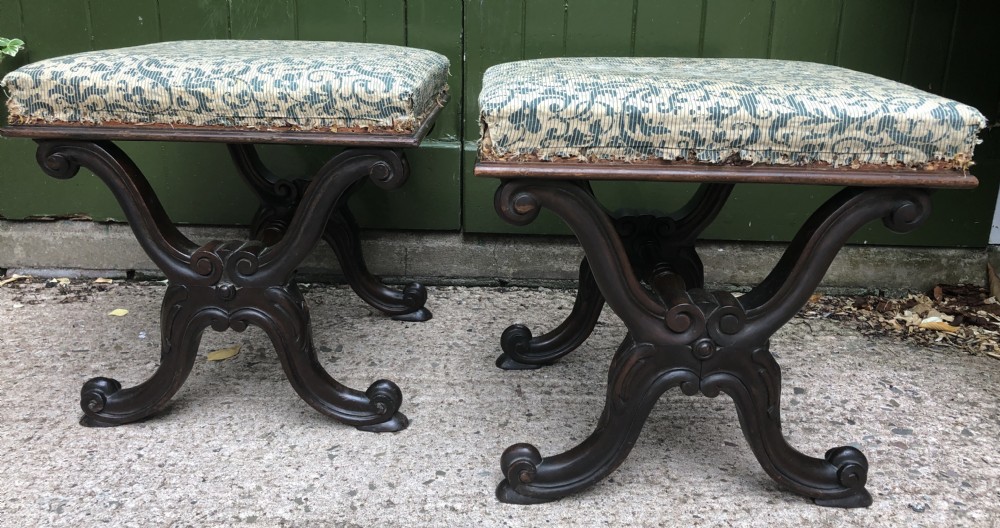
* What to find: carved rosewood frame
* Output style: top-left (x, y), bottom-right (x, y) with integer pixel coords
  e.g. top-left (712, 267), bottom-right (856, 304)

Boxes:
top-left (4, 105), bottom-right (444, 432)
top-left (477, 160), bottom-right (977, 507)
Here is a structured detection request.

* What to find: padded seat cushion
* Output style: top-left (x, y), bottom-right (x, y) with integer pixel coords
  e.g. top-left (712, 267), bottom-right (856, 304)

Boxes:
top-left (479, 58), bottom-right (985, 169)
top-left (3, 40), bottom-right (449, 133)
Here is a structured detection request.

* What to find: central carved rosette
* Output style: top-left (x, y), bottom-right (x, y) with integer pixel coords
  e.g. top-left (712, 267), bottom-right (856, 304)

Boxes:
top-left (190, 239), bottom-right (267, 287)
top-left (659, 288), bottom-right (747, 360)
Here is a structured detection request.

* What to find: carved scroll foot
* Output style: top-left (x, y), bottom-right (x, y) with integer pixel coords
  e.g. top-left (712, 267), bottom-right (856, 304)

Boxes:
top-left (701, 345), bottom-right (872, 507)
top-left (496, 339), bottom-right (699, 503)
top-left (79, 377), bottom-right (123, 427)
top-left (325, 210), bottom-right (432, 322)
top-left (256, 283), bottom-right (408, 432)
top-left (80, 284), bottom-right (203, 427)
top-left (496, 258), bottom-right (605, 370)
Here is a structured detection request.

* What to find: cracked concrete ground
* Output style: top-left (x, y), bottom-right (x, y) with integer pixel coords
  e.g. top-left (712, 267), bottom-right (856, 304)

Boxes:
top-left (0, 281), bottom-right (998, 527)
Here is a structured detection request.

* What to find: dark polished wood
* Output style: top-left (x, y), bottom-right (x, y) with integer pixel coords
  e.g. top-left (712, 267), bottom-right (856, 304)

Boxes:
top-left (228, 144), bottom-right (431, 321)
top-left (496, 257), bottom-right (605, 369)
top-left (34, 138), bottom-right (412, 431)
top-left (490, 175), bottom-right (935, 507)
top-left (495, 183), bottom-right (734, 370)
top-left (476, 160), bottom-right (977, 188)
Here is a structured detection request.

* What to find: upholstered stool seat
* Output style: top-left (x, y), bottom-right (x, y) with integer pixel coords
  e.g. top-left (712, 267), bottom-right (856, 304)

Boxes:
top-left (3, 40), bottom-right (449, 134)
top-left (479, 58), bottom-right (984, 169)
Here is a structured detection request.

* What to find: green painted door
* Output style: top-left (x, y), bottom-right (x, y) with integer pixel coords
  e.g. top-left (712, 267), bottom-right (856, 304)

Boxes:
top-left (0, 0), bottom-right (463, 230)
top-left (1, 0), bottom-right (996, 247)
top-left (462, 0), bottom-right (999, 247)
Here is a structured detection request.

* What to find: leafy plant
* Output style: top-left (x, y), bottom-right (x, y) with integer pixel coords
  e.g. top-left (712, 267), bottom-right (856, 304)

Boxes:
top-left (0, 38), bottom-right (24, 60)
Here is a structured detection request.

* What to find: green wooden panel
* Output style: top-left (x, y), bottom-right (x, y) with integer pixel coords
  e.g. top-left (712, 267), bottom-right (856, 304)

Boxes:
top-left (253, 141), bottom-right (461, 229)
top-left (125, 143), bottom-right (256, 225)
top-left (0, 1), bottom-right (462, 231)
top-left (461, 0), bottom-right (999, 246)
top-left (18, 0), bottom-right (92, 59)
top-left (0, 142), bottom-right (247, 224)
top-left (463, 146), bottom-right (570, 235)
top-left (769, 0), bottom-right (842, 63)
top-left (0, 141), bottom-right (461, 229)
top-left (407, 0), bottom-right (464, 140)
top-left (702, 0), bottom-right (773, 58)
top-left (900, 0), bottom-right (956, 93)
top-left (352, 141), bottom-right (461, 229)
top-left (3, 0), bottom-right (114, 221)
top-left (564, 0), bottom-right (633, 56)
top-left (938, 1), bottom-right (1000, 249)
top-left (836, 0), bottom-right (913, 79)
top-left (524, 0), bottom-right (567, 58)
top-left (365, 0), bottom-right (406, 45)
top-left (298, 0), bottom-right (364, 42)
top-left (159, 0), bottom-right (230, 40)
top-left (463, 0), bottom-right (524, 137)
top-left (0, 0), bottom-right (23, 46)
top-left (633, 0), bottom-right (702, 57)
top-left (1, 0), bottom-right (996, 246)
top-left (89, 0), bottom-right (160, 49)
top-left (0, 142), bottom-right (123, 222)
top-left (942, 0), bottom-right (1000, 121)
top-left (229, 0), bottom-right (296, 40)
top-left (0, 0), bottom-right (26, 125)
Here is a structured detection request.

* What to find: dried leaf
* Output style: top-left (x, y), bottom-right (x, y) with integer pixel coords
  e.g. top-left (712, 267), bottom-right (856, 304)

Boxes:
top-left (108, 309), bottom-right (129, 317)
top-left (918, 320), bottom-right (960, 333)
top-left (56, 278), bottom-right (71, 285)
top-left (925, 309), bottom-right (953, 322)
top-left (0, 274), bottom-right (30, 287)
top-left (93, 278), bottom-right (114, 284)
top-left (989, 262), bottom-right (1000, 301)
top-left (932, 285), bottom-right (944, 302)
top-left (808, 293), bottom-right (823, 303)
top-left (207, 345), bottom-right (241, 362)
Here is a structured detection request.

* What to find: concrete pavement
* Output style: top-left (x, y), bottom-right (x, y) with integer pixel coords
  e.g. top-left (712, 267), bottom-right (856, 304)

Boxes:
top-left (0, 280), bottom-right (998, 526)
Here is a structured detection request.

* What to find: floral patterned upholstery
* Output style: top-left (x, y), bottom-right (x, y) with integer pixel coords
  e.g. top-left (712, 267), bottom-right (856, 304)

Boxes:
top-left (2, 40), bottom-right (450, 133)
top-left (479, 58), bottom-right (985, 169)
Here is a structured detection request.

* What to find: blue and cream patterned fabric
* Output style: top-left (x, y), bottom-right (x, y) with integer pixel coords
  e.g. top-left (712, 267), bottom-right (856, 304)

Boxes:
top-left (3, 40), bottom-right (449, 133)
top-left (479, 58), bottom-right (985, 169)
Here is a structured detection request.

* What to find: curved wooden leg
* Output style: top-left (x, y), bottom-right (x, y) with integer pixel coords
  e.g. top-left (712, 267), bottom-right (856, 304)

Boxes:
top-left (701, 345), bottom-right (871, 507)
top-left (239, 283), bottom-right (407, 432)
top-left (497, 337), bottom-right (700, 503)
top-left (497, 257), bottom-right (605, 370)
top-left (616, 183), bottom-right (734, 289)
top-left (80, 284), bottom-right (204, 427)
top-left (489, 178), bottom-right (922, 506)
top-left (736, 187), bottom-right (931, 345)
top-left (230, 143), bottom-right (431, 321)
top-left (324, 208), bottom-right (431, 322)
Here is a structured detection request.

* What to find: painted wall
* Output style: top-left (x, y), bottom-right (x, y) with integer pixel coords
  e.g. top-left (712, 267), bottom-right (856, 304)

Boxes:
top-left (1, 0), bottom-right (997, 246)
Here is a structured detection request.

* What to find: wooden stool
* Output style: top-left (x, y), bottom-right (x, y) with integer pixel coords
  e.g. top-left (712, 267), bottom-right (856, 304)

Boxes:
top-left (476, 57), bottom-right (985, 506)
top-left (1, 40), bottom-right (449, 431)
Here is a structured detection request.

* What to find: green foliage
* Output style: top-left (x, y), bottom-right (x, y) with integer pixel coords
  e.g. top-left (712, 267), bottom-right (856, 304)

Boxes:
top-left (0, 38), bottom-right (24, 59)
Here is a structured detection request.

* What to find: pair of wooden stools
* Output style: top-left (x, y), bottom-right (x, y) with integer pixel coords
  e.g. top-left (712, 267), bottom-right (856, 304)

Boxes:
top-left (1, 41), bottom-right (985, 508)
